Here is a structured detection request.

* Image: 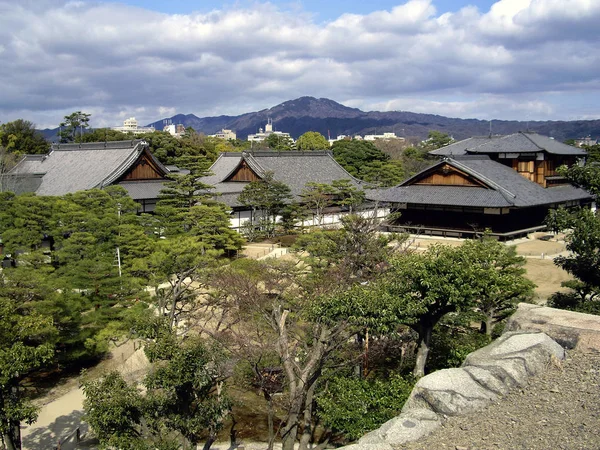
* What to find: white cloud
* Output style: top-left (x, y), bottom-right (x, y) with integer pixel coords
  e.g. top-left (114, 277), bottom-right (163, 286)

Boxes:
top-left (0, 0), bottom-right (600, 128)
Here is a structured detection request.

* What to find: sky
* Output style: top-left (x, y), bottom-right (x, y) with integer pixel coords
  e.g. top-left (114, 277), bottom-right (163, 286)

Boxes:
top-left (1, 0), bottom-right (599, 129)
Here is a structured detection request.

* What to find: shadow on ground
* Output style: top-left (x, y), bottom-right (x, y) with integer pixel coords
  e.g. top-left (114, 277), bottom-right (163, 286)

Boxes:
top-left (22, 410), bottom-right (91, 450)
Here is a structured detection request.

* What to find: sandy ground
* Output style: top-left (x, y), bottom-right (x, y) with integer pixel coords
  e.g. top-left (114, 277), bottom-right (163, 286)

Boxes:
top-left (524, 258), bottom-right (573, 302)
top-left (21, 341), bottom-right (148, 450)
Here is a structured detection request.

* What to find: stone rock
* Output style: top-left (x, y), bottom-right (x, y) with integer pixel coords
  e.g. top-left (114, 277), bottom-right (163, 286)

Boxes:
top-left (506, 303), bottom-right (600, 351)
top-left (340, 443), bottom-right (395, 450)
top-left (463, 331), bottom-right (565, 386)
top-left (402, 368), bottom-right (498, 416)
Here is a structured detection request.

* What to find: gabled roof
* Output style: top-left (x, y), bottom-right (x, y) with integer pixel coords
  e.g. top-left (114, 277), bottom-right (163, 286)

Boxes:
top-left (9, 140), bottom-right (170, 197)
top-left (368, 155), bottom-right (591, 208)
top-left (431, 132), bottom-right (587, 157)
top-left (202, 151), bottom-right (366, 206)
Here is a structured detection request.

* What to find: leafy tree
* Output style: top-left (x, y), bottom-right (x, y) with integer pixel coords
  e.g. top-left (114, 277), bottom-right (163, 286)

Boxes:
top-left (315, 245), bottom-right (481, 378)
top-left (0, 145), bottom-right (19, 193)
top-left (0, 119), bottom-right (50, 155)
top-left (300, 182), bottom-right (335, 225)
top-left (144, 333), bottom-right (231, 450)
top-left (295, 132), bottom-right (329, 151)
top-left (0, 293), bottom-right (55, 449)
top-left (185, 203), bottom-right (245, 252)
top-left (82, 371), bottom-right (146, 449)
top-left (238, 172), bottom-right (293, 236)
top-left (331, 140), bottom-right (389, 178)
top-left (545, 163), bottom-right (600, 312)
top-left (131, 236), bottom-right (220, 331)
top-left (155, 156), bottom-right (215, 236)
top-left (331, 179), bottom-right (365, 213)
top-left (461, 237), bottom-right (535, 334)
top-left (316, 374), bottom-right (413, 441)
top-left (79, 128), bottom-right (133, 143)
top-left (420, 130), bottom-right (453, 151)
top-left (59, 111), bottom-right (91, 143)
top-left (266, 133), bottom-right (294, 151)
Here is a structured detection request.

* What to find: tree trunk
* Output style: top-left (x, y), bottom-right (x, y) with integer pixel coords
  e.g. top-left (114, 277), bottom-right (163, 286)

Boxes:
top-left (266, 394), bottom-right (275, 450)
top-left (299, 382), bottom-right (316, 450)
top-left (480, 316), bottom-right (493, 336)
top-left (413, 323), bottom-right (433, 378)
top-left (202, 433), bottom-right (216, 450)
top-left (281, 409), bottom-right (300, 450)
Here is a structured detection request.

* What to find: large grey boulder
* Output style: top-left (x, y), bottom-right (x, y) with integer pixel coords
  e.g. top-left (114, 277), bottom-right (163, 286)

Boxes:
top-left (358, 408), bottom-right (441, 446)
top-left (506, 302), bottom-right (600, 351)
top-left (401, 368), bottom-right (498, 416)
top-left (462, 331), bottom-right (565, 386)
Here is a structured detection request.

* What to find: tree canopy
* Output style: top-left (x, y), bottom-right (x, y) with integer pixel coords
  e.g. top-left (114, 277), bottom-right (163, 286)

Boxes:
top-left (0, 119), bottom-right (50, 155)
top-left (59, 111), bottom-right (91, 143)
top-left (295, 131), bottom-right (329, 151)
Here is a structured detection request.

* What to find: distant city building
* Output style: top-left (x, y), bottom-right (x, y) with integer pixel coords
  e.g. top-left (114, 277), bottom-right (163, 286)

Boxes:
top-left (574, 137), bottom-right (597, 147)
top-left (163, 123), bottom-right (186, 137)
top-left (247, 119), bottom-right (292, 143)
top-left (112, 117), bottom-right (155, 135)
top-left (328, 135), bottom-right (348, 145)
top-left (211, 129), bottom-right (237, 140)
top-left (364, 132), bottom-right (405, 141)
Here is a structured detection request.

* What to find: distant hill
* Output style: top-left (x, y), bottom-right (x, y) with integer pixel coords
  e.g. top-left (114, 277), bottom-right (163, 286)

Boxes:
top-left (146, 96), bottom-right (600, 142)
top-left (37, 97), bottom-right (600, 143)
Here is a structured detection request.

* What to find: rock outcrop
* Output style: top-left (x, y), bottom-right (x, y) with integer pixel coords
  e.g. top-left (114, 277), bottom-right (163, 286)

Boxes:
top-left (343, 331), bottom-right (565, 449)
top-left (505, 302), bottom-right (600, 351)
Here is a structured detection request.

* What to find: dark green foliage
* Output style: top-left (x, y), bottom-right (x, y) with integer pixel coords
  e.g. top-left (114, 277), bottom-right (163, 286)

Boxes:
top-left (144, 335), bottom-right (231, 447)
top-left (155, 155), bottom-right (242, 250)
top-left (82, 371), bottom-right (146, 449)
top-left (427, 319), bottom-right (491, 372)
top-left (0, 290), bottom-right (55, 448)
top-left (331, 140), bottom-right (405, 187)
top-left (238, 172), bottom-right (293, 237)
top-left (0, 188), bottom-right (149, 367)
top-left (78, 128), bottom-right (134, 143)
top-left (548, 280), bottom-right (600, 315)
top-left (136, 131), bottom-right (219, 165)
top-left (0, 119), bottom-right (50, 154)
top-left (265, 133), bottom-right (294, 151)
top-left (316, 374), bottom-right (413, 441)
top-left (420, 130), bottom-right (453, 151)
top-left (59, 111), bottom-right (91, 143)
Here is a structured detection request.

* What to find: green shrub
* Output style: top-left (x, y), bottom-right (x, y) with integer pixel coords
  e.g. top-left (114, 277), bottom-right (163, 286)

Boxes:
top-left (316, 374), bottom-right (414, 441)
top-left (427, 326), bottom-right (491, 372)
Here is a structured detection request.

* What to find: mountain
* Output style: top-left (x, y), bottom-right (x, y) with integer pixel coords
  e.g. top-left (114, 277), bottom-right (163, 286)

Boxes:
top-left (146, 96), bottom-right (600, 142)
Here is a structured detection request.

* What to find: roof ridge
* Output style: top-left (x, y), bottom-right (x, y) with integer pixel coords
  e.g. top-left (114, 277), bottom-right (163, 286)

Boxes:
top-left (448, 158), bottom-right (517, 203)
top-left (243, 153), bottom-right (267, 177)
top-left (98, 141), bottom-right (144, 188)
top-left (519, 131), bottom-right (544, 151)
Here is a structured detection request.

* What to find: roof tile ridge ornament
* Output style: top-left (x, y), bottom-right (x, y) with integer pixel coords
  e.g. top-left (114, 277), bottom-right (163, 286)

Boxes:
top-left (450, 158), bottom-right (517, 202)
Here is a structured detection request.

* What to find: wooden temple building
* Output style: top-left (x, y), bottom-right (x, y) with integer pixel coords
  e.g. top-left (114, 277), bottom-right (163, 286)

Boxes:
top-left (368, 132), bottom-right (593, 239)
top-left (7, 140), bottom-right (177, 213)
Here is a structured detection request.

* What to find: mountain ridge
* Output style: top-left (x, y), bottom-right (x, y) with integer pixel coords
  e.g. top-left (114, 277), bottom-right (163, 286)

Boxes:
top-left (38, 97), bottom-right (600, 142)
top-left (146, 96), bottom-right (600, 142)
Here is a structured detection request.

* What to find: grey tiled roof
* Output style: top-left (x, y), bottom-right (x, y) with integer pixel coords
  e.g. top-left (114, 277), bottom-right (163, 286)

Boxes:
top-left (431, 132), bottom-right (586, 157)
top-left (118, 180), bottom-right (168, 200)
top-left (9, 140), bottom-right (168, 196)
top-left (368, 156), bottom-right (591, 208)
top-left (202, 151), bottom-right (365, 206)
